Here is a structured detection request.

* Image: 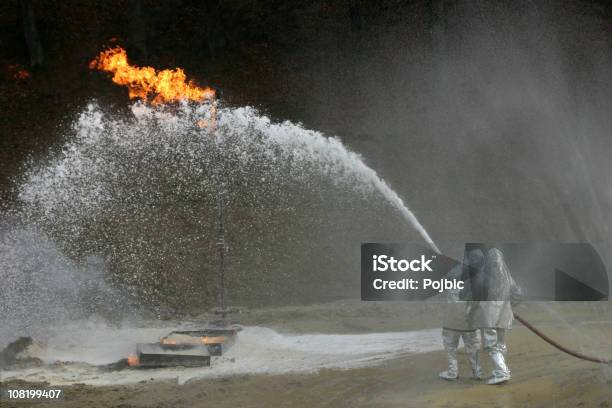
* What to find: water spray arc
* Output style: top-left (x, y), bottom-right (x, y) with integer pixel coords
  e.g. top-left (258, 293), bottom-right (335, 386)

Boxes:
top-left (87, 47), bottom-right (439, 253)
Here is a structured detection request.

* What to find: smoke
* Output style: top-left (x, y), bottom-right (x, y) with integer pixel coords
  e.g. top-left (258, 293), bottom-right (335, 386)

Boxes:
top-left (294, 1), bottom-right (612, 274)
top-left (0, 218), bottom-right (130, 348)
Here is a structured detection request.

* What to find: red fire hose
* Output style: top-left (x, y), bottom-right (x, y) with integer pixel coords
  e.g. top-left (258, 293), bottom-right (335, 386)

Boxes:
top-left (513, 313), bottom-right (612, 365)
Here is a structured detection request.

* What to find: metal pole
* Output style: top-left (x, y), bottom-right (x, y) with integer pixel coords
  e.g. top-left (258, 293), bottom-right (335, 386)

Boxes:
top-left (216, 193), bottom-right (226, 319)
top-left (208, 93), bottom-right (227, 321)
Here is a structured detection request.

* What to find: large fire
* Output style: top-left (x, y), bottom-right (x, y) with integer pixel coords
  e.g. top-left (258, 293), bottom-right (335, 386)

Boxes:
top-left (90, 47), bottom-right (215, 104)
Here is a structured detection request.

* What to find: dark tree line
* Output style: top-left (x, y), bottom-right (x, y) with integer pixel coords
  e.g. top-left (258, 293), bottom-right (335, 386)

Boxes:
top-left (15, 0), bottom-right (458, 68)
top-left (19, 0), bottom-right (43, 66)
top-left (15, 0), bottom-right (611, 71)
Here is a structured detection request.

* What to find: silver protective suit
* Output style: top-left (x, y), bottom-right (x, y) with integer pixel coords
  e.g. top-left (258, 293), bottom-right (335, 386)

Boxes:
top-left (466, 247), bottom-right (522, 385)
top-left (481, 328), bottom-right (510, 384)
top-left (467, 248), bottom-right (522, 329)
top-left (440, 328), bottom-right (482, 380)
top-left (440, 262), bottom-right (482, 380)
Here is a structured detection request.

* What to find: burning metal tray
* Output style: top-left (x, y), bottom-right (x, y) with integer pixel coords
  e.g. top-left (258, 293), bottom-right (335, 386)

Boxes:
top-left (161, 326), bottom-right (240, 356)
top-left (136, 343), bottom-right (211, 368)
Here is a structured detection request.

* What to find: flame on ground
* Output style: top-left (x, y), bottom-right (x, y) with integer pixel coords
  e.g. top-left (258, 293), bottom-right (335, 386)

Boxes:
top-left (202, 336), bottom-right (227, 345)
top-left (160, 336), bottom-right (227, 345)
top-left (127, 353), bottom-right (139, 367)
top-left (90, 47), bottom-right (215, 104)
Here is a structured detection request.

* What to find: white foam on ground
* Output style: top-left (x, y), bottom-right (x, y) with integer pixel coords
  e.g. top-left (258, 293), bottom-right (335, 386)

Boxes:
top-left (0, 324), bottom-right (442, 386)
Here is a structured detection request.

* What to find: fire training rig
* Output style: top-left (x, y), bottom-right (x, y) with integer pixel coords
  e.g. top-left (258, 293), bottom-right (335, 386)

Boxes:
top-left (90, 51), bottom-right (242, 369)
top-left (130, 124), bottom-right (241, 367)
top-left (133, 324), bottom-right (241, 368)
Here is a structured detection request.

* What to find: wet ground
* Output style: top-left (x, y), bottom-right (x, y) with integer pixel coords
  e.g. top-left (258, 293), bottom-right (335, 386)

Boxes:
top-left (1, 300), bottom-right (611, 407)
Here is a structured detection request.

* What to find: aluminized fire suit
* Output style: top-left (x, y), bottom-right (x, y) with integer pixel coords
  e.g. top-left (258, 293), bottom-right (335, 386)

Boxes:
top-left (439, 254), bottom-right (483, 381)
top-left (467, 247), bottom-right (522, 385)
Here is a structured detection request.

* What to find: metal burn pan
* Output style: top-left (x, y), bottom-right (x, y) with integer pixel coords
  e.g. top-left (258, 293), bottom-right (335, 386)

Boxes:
top-left (136, 343), bottom-right (211, 367)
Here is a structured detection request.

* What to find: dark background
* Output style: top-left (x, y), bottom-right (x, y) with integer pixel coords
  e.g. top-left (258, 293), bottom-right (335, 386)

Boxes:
top-left (2, 1), bottom-right (612, 308)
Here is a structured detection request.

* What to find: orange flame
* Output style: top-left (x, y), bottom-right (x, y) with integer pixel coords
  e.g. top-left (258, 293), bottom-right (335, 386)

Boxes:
top-left (202, 336), bottom-right (227, 345)
top-left (160, 336), bottom-right (227, 345)
top-left (127, 353), bottom-right (139, 367)
top-left (90, 47), bottom-right (215, 104)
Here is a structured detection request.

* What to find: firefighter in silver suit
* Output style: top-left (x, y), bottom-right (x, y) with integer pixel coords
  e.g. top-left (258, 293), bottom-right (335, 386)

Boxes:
top-left (439, 250), bottom-right (483, 381)
top-left (467, 246), bottom-right (522, 385)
